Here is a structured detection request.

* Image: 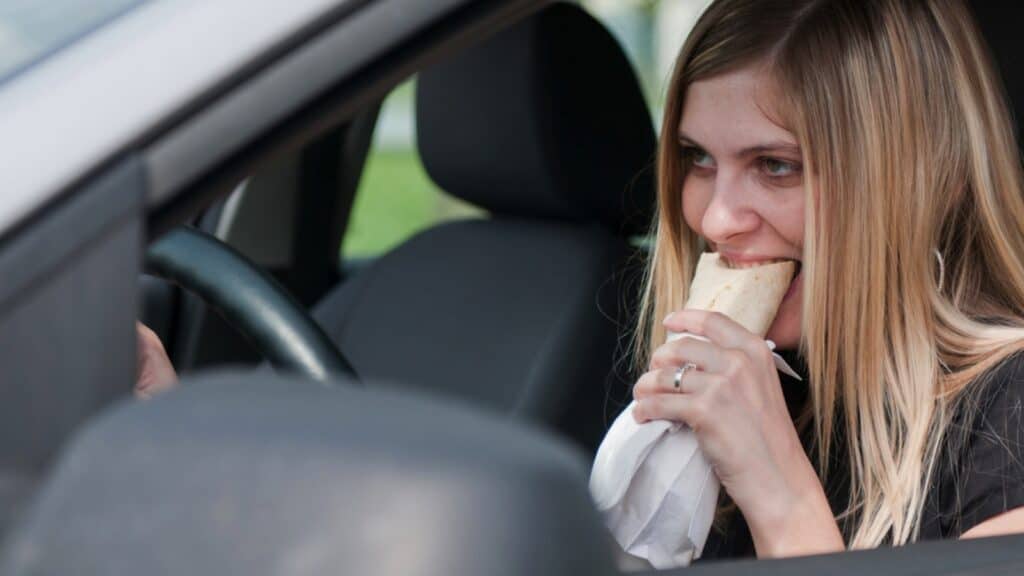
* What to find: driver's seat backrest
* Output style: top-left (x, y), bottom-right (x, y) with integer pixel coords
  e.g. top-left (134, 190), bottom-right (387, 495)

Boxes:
top-left (313, 2), bottom-right (655, 454)
top-left (969, 1), bottom-right (1024, 150)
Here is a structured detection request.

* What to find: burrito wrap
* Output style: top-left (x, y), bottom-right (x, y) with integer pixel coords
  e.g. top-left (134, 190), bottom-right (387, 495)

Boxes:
top-left (683, 252), bottom-right (795, 336)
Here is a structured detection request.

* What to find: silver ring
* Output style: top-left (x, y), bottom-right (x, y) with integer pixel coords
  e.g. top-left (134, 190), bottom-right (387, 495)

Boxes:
top-left (673, 362), bottom-right (696, 390)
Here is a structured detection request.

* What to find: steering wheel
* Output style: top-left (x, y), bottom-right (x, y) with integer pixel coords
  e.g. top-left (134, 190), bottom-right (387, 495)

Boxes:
top-left (145, 227), bottom-right (358, 383)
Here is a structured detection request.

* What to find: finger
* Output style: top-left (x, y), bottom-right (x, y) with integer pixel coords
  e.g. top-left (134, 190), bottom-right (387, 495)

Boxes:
top-left (649, 335), bottom-right (730, 372)
top-left (633, 393), bottom-right (707, 429)
top-left (663, 309), bottom-right (771, 363)
top-left (134, 323), bottom-right (178, 399)
top-left (137, 323), bottom-right (166, 353)
top-left (633, 367), bottom-right (720, 398)
top-left (135, 322), bottom-right (148, 377)
top-left (135, 361), bottom-right (178, 399)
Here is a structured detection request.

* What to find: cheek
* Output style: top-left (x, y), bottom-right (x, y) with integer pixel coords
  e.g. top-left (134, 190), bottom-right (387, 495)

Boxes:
top-left (771, 212), bottom-right (804, 249)
top-left (681, 176), bottom-right (711, 235)
top-left (781, 197), bottom-right (806, 247)
top-left (761, 190), bottom-right (807, 248)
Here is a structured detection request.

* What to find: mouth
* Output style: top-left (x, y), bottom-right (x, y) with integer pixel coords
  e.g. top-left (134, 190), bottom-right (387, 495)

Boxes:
top-left (719, 254), bottom-right (801, 272)
top-left (784, 261), bottom-right (803, 299)
top-left (718, 254), bottom-right (803, 298)
top-left (721, 257), bottom-right (793, 270)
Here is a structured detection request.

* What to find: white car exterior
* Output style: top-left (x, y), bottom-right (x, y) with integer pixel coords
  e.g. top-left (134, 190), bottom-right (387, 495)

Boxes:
top-left (0, 0), bottom-right (345, 234)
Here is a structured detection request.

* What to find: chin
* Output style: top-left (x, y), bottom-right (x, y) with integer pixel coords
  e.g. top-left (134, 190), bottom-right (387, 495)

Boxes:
top-left (765, 293), bottom-right (802, 350)
top-left (766, 320), bottom-right (801, 350)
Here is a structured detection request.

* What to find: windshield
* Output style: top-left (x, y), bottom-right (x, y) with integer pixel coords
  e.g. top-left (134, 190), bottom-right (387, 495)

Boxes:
top-left (0, 0), bottom-right (150, 84)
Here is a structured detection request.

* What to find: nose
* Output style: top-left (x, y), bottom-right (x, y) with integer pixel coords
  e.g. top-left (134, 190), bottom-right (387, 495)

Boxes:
top-left (699, 175), bottom-right (761, 244)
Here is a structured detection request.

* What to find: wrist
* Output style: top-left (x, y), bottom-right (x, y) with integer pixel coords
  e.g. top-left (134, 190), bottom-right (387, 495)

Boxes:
top-left (745, 462), bottom-right (844, 558)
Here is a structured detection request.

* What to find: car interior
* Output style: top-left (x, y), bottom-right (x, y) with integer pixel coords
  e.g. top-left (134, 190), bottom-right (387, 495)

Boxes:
top-left (142, 1), bottom-right (656, 457)
top-left (3, 1), bottom-right (1024, 574)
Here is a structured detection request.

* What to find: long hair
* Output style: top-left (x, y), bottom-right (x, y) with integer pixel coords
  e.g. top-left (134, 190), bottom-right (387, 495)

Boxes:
top-left (636, 0), bottom-right (1024, 547)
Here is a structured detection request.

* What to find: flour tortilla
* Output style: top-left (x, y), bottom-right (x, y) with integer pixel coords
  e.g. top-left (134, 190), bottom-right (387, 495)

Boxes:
top-left (683, 252), bottom-right (796, 337)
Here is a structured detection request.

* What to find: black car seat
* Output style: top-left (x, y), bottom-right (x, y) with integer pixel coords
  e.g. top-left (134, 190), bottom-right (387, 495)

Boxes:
top-left (312, 2), bottom-right (656, 454)
top-left (969, 1), bottom-right (1024, 148)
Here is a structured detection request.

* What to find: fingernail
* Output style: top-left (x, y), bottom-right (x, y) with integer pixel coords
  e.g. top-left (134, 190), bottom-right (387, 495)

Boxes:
top-left (663, 313), bottom-right (674, 325)
top-left (765, 340), bottom-right (777, 351)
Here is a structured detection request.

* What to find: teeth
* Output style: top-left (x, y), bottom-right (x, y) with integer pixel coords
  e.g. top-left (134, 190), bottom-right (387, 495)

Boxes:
top-left (725, 258), bottom-right (788, 270)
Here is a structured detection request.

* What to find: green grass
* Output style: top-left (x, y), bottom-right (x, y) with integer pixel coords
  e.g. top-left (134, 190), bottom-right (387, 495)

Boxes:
top-left (342, 148), bottom-right (482, 259)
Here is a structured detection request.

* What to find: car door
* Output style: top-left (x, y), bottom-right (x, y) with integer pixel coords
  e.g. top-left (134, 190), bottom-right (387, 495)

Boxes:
top-left (0, 0), bottom-right (545, 539)
top-left (3, 1), bottom-right (1024, 574)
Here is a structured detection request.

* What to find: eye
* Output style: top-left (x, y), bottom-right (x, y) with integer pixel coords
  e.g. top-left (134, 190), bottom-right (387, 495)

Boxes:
top-left (761, 157), bottom-right (800, 178)
top-left (682, 146), bottom-right (715, 170)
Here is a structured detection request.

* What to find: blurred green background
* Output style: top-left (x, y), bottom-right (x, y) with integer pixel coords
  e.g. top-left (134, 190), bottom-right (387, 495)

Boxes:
top-left (341, 149), bottom-right (440, 258)
top-left (339, 81), bottom-right (484, 259)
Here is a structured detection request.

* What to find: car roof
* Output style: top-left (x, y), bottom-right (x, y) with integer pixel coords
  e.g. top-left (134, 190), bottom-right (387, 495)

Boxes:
top-left (0, 0), bottom-right (353, 239)
top-left (0, 0), bottom-right (150, 86)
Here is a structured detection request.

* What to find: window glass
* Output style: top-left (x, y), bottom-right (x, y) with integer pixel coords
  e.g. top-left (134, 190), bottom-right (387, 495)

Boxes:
top-left (0, 0), bottom-right (149, 84)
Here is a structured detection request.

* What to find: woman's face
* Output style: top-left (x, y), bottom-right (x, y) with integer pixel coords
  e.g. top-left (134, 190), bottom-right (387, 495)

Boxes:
top-left (678, 66), bottom-right (806, 349)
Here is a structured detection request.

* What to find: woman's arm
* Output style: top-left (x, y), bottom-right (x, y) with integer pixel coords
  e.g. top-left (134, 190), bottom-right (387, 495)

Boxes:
top-left (750, 470), bottom-right (846, 557)
top-left (962, 507), bottom-right (1024, 539)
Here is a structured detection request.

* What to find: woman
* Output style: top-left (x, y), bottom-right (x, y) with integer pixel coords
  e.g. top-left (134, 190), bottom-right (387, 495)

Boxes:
top-left (630, 0), bottom-right (1024, 559)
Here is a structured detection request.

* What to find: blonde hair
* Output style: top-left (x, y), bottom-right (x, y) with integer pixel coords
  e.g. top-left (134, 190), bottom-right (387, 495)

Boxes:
top-left (637, 0), bottom-right (1024, 547)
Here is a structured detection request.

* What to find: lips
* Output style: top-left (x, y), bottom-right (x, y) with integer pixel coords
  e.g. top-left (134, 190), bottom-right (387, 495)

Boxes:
top-left (784, 267), bottom-right (803, 299)
top-left (721, 258), bottom-right (791, 270)
top-left (719, 253), bottom-right (801, 271)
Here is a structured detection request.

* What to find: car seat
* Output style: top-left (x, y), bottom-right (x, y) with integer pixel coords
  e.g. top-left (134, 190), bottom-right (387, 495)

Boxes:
top-left (312, 2), bottom-right (656, 454)
top-left (969, 1), bottom-right (1024, 148)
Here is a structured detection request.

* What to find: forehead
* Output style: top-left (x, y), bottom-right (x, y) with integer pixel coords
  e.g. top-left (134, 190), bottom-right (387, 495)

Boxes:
top-left (678, 67), bottom-right (796, 150)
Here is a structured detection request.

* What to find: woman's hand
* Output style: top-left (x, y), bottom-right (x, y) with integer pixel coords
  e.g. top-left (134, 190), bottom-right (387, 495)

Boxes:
top-left (631, 310), bottom-right (843, 558)
top-left (135, 322), bottom-right (178, 399)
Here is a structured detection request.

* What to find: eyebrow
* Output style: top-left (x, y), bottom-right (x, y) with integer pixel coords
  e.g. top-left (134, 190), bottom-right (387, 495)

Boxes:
top-left (678, 131), bottom-right (801, 159)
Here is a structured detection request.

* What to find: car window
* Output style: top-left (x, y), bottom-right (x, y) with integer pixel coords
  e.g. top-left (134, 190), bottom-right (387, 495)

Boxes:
top-left (342, 79), bottom-right (482, 261)
top-left (0, 0), bottom-right (150, 84)
top-left (342, 1), bottom-right (708, 262)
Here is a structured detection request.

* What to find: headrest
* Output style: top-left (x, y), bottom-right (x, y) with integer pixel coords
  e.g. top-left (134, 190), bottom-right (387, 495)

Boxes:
top-left (416, 3), bottom-right (656, 236)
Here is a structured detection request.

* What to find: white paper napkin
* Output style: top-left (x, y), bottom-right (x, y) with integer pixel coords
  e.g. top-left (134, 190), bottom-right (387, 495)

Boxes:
top-left (589, 333), bottom-right (801, 570)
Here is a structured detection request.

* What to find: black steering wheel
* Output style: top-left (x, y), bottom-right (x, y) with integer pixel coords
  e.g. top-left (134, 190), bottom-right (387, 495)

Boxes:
top-left (145, 227), bottom-right (358, 383)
